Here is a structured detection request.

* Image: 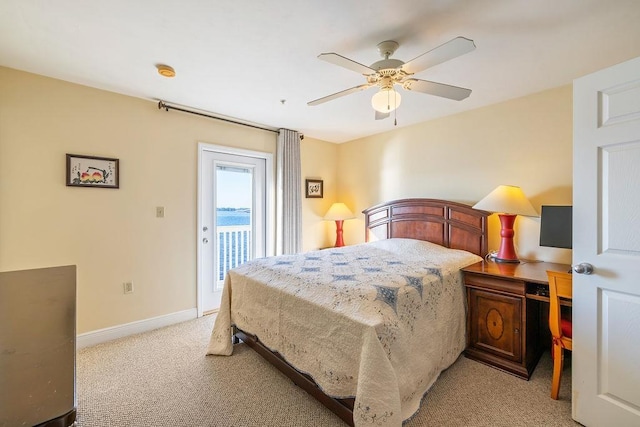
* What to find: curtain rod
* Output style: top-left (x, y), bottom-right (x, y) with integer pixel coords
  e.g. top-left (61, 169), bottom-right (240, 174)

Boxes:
top-left (157, 100), bottom-right (304, 139)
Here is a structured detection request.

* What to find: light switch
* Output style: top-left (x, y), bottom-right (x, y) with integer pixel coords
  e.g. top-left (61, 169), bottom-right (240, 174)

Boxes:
top-left (156, 206), bottom-right (165, 218)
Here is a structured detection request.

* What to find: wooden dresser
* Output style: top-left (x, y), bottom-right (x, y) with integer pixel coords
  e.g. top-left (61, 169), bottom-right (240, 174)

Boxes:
top-left (461, 260), bottom-right (571, 379)
top-left (0, 266), bottom-right (77, 426)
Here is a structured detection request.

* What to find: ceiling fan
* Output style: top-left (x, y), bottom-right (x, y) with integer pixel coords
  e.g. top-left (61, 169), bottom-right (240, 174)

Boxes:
top-left (308, 37), bottom-right (476, 120)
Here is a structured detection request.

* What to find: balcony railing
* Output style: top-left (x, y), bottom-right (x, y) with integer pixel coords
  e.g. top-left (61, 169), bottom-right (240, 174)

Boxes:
top-left (217, 225), bottom-right (252, 282)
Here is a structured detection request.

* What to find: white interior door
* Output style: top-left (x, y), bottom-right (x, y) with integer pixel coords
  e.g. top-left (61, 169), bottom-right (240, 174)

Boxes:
top-left (198, 144), bottom-right (271, 315)
top-left (573, 56), bottom-right (640, 426)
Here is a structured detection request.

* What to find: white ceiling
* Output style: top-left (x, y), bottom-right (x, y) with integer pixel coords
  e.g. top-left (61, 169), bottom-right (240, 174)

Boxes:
top-left (2, 0), bottom-right (640, 143)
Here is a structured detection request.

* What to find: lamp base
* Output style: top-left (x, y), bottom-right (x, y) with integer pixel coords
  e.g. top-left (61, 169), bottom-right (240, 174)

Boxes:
top-left (495, 213), bottom-right (520, 263)
top-left (334, 220), bottom-right (345, 247)
top-left (493, 256), bottom-right (521, 264)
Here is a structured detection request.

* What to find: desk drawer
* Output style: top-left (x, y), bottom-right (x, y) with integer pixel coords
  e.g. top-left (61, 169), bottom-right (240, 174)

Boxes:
top-left (464, 273), bottom-right (526, 296)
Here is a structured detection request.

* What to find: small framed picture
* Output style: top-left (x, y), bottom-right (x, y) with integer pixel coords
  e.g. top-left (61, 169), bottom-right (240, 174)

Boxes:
top-left (66, 154), bottom-right (119, 188)
top-left (305, 179), bottom-right (323, 198)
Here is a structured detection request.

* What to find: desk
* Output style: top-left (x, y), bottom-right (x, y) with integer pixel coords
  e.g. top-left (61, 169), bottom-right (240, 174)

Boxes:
top-left (461, 260), bottom-right (571, 380)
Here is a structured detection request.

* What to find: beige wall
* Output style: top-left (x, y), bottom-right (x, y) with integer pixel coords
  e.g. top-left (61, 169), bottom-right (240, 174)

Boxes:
top-left (0, 67), bottom-right (337, 333)
top-left (300, 138), bottom-right (339, 251)
top-left (0, 66), bottom-right (573, 334)
top-left (337, 85), bottom-right (573, 264)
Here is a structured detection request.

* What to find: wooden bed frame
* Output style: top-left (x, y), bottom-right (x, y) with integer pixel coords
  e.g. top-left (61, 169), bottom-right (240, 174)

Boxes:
top-left (233, 198), bottom-right (489, 426)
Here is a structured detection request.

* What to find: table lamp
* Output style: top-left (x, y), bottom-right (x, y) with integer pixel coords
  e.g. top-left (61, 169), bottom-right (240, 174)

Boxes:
top-left (324, 202), bottom-right (355, 247)
top-left (473, 185), bottom-right (538, 263)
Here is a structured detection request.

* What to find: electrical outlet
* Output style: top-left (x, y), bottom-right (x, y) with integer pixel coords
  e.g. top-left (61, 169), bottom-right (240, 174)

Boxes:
top-left (156, 206), bottom-right (165, 218)
top-left (123, 281), bottom-right (134, 294)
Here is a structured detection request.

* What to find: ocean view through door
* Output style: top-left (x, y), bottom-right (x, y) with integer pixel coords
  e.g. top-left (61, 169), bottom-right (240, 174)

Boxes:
top-left (198, 145), bottom-right (269, 315)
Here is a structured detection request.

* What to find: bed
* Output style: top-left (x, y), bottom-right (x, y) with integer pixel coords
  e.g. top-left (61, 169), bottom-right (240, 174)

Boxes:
top-left (207, 198), bottom-right (489, 426)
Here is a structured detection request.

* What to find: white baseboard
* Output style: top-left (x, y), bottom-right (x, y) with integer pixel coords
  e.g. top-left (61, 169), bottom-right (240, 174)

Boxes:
top-left (77, 308), bottom-right (198, 349)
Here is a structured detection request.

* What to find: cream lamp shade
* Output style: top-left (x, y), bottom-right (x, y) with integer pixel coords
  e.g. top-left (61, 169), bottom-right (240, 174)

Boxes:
top-left (473, 185), bottom-right (537, 263)
top-left (472, 185), bottom-right (538, 216)
top-left (371, 89), bottom-right (402, 113)
top-left (324, 202), bottom-right (355, 221)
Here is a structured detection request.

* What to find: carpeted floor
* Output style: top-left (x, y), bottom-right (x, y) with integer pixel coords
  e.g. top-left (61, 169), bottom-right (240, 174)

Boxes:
top-left (77, 315), bottom-right (578, 426)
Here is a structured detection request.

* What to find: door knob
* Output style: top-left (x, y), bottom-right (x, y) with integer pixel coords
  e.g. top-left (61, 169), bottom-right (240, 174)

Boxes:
top-left (203, 238), bottom-right (209, 244)
top-left (573, 263), bottom-right (594, 275)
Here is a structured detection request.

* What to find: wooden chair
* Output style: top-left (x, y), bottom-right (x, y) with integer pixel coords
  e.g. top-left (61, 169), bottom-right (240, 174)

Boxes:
top-left (546, 270), bottom-right (573, 400)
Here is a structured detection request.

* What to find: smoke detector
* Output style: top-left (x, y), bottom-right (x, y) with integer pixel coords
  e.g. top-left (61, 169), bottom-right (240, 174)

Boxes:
top-left (156, 64), bottom-right (176, 78)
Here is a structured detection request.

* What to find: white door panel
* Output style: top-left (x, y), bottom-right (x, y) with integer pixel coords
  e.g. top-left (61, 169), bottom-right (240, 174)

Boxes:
top-left (602, 143), bottom-right (640, 254)
top-left (573, 56), bottom-right (640, 426)
top-left (600, 290), bottom-right (640, 407)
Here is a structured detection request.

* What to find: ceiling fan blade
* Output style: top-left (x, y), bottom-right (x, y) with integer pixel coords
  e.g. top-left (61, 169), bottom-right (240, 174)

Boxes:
top-left (401, 37), bottom-right (476, 75)
top-left (318, 53), bottom-right (375, 75)
top-left (375, 110), bottom-right (390, 120)
top-left (308, 84), bottom-right (373, 106)
top-left (403, 78), bottom-right (472, 101)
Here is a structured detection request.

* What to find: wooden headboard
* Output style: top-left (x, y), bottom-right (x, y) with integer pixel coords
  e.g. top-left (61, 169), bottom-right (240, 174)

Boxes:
top-left (363, 198), bottom-right (490, 257)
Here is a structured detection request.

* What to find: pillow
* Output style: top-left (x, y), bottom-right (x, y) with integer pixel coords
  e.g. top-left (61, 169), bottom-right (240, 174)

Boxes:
top-left (365, 238), bottom-right (482, 270)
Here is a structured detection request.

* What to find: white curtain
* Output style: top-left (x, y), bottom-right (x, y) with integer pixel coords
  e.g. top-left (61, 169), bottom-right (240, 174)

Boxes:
top-left (276, 129), bottom-right (302, 254)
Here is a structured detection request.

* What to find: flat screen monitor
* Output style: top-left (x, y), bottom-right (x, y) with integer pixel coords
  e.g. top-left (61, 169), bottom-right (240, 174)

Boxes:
top-left (540, 205), bottom-right (572, 249)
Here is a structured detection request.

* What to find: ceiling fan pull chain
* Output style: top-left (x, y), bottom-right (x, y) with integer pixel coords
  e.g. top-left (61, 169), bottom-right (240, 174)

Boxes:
top-left (394, 93), bottom-right (398, 126)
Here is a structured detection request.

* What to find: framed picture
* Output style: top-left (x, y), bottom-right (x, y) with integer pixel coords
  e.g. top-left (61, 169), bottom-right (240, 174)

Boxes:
top-left (305, 179), bottom-right (323, 198)
top-left (66, 154), bottom-right (119, 188)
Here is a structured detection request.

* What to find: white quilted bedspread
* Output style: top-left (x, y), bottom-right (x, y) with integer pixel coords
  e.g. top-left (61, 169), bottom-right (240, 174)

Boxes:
top-left (207, 239), bottom-right (481, 426)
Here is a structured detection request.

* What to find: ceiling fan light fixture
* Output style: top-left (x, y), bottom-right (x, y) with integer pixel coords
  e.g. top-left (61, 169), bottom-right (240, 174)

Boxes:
top-left (308, 37), bottom-right (474, 109)
top-left (371, 89), bottom-right (401, 113)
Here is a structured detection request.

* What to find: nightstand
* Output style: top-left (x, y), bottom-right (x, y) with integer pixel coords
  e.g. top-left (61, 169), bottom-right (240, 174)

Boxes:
top-left (462, 260), bottom-right (571, 380)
